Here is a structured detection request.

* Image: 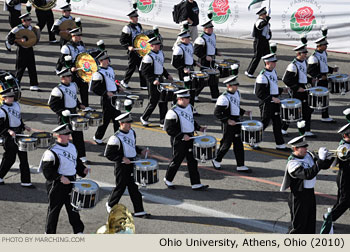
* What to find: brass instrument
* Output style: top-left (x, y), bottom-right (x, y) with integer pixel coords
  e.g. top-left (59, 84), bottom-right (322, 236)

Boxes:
top-left (59, 20), bottom-right (77, 41)
top-left (15, 26), bottom-right (40, 48)
top-left (29, 0), bottom-right (56, 11)
top-left (96, 204), bottom-right (135, 234)
top-left (316, 145), bottom-right (350, 161)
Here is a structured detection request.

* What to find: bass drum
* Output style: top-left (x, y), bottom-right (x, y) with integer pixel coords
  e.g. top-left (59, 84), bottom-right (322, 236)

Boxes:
top-left (133, 33), bottom-right (151, 57)
top-left (0, 71), bottom-right (21, 104)
top-left (75, 52), bottom-right (98, 83)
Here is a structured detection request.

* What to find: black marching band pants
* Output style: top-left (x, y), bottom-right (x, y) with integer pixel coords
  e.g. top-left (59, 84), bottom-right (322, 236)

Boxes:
top-left (8, 8), bottom-right (21, 28)
top-left (260, 101), bottom-right (284, 145)
top-left (35, 8), bottom-right (56, 41)
top-left (123, 51), bottom-right (147, 88)
top-left (215, 123), bottom-right (245, 167)
top-left (142, 77), bottom-right (168, 124)
top-left (196, 57), bottom-right (219, 99)
top-left (288, 188), bottom-right (316, 234)
top-left (108, 162), bottom-right (144, 213)
top-left (72, 75), bottom-right (89, 107)
top-left (0, 134), bottom-right (31, 183)
top-left (165, 137), bottom-right (201, 185)
top-left (59, 113), bottom-right (86, 158)
top-left (246, 39), bottom-right (270, 75)
top-left (282, 90), bottom-right (313, 132)
top-left (15, 46), bottom-right (39, 87)
top-left (331, 168), bottom-right (350, 222)
top-left (45, 178), bottom-right (84, 234)
top-left (94, 95), bottom-right (121, 140)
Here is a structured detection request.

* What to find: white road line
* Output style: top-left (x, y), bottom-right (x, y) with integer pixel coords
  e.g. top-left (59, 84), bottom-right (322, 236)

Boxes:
top-left (95, 180), bottom-right (288, 234)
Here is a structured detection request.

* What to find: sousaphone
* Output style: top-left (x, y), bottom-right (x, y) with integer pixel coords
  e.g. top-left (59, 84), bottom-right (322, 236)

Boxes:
top-left (15, 26), bottom-right (40, 48)
top-left (59, 20), bottom-right (77, 41)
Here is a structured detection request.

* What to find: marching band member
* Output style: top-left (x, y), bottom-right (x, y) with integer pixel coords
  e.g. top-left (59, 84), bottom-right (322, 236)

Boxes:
top-left (171, 31), bottom-right (198, 108)
top-left (57, 28), bottom-right (90, 107)
top-left (41, 123), bottom-right (89, 234)
top-left (4, 0), bottom-right (28, 28)
top-left (31, 0), bottom-right (57, 43)
top-left (280, 136), bottom-right (334, 233)
top-left (245, 7), bottom-right (271, 78)
top-left (6, 12), bottom-right (40, 91)
top-left (0, 88), bottom-right (34, 188)
top-left (119, 9), bottom-right (147, 90)
top-left (90, 51), bottom-right (121, 145)
top-left (308, 36), bottom-right (338, 123)
top-left (48, 68), bottom-right (88, 163)
top-left (254, 53), bottom-right (288, 150)
top-left (163, 89), bottom-right (208, 190)
top-left (212, 76), bottom-right (252, 173)
top-left (140, 37), bottom-right (173, 128)
top-left (51, 3), bottom-right (81, 47)
top-left (194, 19), bottom-right (221, 101)
top-left (104, 112), bottom-right (150, 218)
top-left (282, 43), bottom-right (315, 137)
top-left (328, 122), bottom-right (350, 223)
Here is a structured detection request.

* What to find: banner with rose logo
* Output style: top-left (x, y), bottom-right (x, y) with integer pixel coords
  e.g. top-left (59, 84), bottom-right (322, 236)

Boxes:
top-left (54, 0), bottom-right (350, 53)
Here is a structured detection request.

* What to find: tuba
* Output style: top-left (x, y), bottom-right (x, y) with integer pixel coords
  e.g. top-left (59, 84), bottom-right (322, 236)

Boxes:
top-left (29, 0), bottom-right (57, 11)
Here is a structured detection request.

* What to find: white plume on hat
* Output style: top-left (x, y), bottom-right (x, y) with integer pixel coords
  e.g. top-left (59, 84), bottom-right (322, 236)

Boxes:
top-left (75, 17), bottom-right (81, 22)
top-left (97, 40), bottom-right (104, 46)
top-left (64, 55), bottom-right (72, 61)
top-left (5, 75), bottom-right (13, 81)
top-left (231, 64), bottom-right (239, 70)
top-left (62, 110), bottom-right (71, 117)
top-left (297, 120), bottom-right (305, 128)
top-left (343, 108), bottom-right (350, 115)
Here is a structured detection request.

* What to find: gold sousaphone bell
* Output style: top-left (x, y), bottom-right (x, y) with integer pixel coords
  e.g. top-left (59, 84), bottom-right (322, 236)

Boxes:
top-left (59, 20), bottom-right (78, 41)
top-left (29, 0), bottom-right (56, 11)
top-left (15, 26), bottom-right (40, 48)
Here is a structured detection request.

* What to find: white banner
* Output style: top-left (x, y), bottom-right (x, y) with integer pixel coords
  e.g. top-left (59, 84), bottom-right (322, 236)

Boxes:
top-left (55, 0), bottom-right (350, 53)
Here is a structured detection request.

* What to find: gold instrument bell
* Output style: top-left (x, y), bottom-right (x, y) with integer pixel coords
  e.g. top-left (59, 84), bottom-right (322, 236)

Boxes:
top-left (59, 20), bottom-right (77, 41)
top-left (96, 204), bottom-right (135, 234)
top-left (29, 0), bottom-right (56, 11)
top-left (335, 145), bottom-right (350, 161)
top-left (15, 26), bottom-right (40, 48)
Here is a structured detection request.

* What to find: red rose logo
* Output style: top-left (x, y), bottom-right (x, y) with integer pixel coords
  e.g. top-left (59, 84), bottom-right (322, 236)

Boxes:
top-left (139, 0), bottom-right (152, 6)
top-left (212, 0), bottom-right (230, 17)
top-left (294, 6), bottom-right (315, 27)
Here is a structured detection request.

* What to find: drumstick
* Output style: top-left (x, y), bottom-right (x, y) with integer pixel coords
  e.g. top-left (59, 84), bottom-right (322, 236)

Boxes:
top-left (70, 181), bottom-right (86, 184)
top-left (16, 134), bottom-right (30, 137)
top-left (122, 160), bottom-right (144, 164)
top-left (145, 147), bottom-right (149, 159)
top-left (133, 48), bottom-right (143, 51)
top-left (75, 67), bottom-right (91, 72)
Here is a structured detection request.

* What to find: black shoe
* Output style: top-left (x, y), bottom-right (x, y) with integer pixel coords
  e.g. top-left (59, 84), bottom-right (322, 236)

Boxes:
top-left (251, 145), bottom-right (261, 150)
top-left (0, 181), bottom-right (5, 185)
top-left (133, 213), bottom-right (151, 219)
top-left (192, 185), bottom-right (209, 191)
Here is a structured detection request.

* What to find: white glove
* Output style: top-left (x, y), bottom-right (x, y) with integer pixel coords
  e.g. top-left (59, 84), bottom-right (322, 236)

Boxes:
top-left (62, 110), bottom-right (71, 117)
top-left (318, 147), bottom-right (328, 160)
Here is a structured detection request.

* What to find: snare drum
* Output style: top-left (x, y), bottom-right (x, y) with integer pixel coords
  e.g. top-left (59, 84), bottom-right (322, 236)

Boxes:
top-left (31, 132), bottom-right (53, 148)
top-left (18, 137), bottom-right (38, 152)
top-left (308, 87), bottom-right (329, 110)
top-left (280, 98), bottom-right (302, 122)
top-left (215, 62), bottom-right (231, 78)
top-left (159, 84), bottom-right (178, 102)
top-left (193, 135), bottom-right (217, 162)
top-left (134, 159), bottom-right (159, 186)
top-left (328, 74), bottom-right (349, 94)
top-left (71, 116), bottom-right (89, 131)
top-left (203, 68), bottom-right (220, 87)
top-left (173, 80), bottom-right (185, 89)
top-left (85, 111), bottom-right (103, 127)
top-left (71, 179), bottom-right (99, 210)
top-left (241, 120), bottom-right (263, 145)
top-left (191, 71), bottom-right (209, 89)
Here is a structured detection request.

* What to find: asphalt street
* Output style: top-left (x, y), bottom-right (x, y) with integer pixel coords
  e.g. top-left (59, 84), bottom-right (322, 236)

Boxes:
top-left (0, 4), bottom-right (350, 234)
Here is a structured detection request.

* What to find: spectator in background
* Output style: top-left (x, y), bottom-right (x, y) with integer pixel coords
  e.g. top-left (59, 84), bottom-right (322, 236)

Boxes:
top-left (181, 0), bottom-right (199, 41)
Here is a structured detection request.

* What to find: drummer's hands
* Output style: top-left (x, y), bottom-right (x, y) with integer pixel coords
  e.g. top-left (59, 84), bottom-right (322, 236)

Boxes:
top-left (206, 56), bottom-right (212, 62)
top-left (283, 87), bottom-right (290, 93)
top-left (297, 87), bottom-right (305, 92)
top-left (167, 74), bottom-right (173, 81)
top-left (200, 126), bottom-right (207, 132)
top-left (141, 148), bottom-right (150, 157)
top-left (8, 129), bottom-right (16, 138)
top-left (228, 119), bottom-right (236, 126)
top-left (217, 51), bottom-right (222, 56)
top-left (83, 167), bottom-right (90, 175)
top-left (107, 91), bottom-right (114, 97)
top-left (153, 79), bottom-right (160, 85)
top-left (122, 157), bottom-right (131, 164)
top-left (71, 67), bottom-right (77, 72)
top-left (272, 97), bottom-right (280, 103)
top-left (79, 104), bottom-right (86, 110)
top-left (184, 68), bottom-right (190, 74)
top-left (24, 125), bottom-right (31, 132)
top-left (244, 110), bottom-right (252, 117)
top-left (196, 62), bottom-right (202, 68)
top-left (183, 134), bottom-right (191, 141)
top-left (60, 176), bottom-right (71, 185)
top-left (128, 46), bottom-right (134, 51)
top-left (334, 66), bottom-right (339, 72)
